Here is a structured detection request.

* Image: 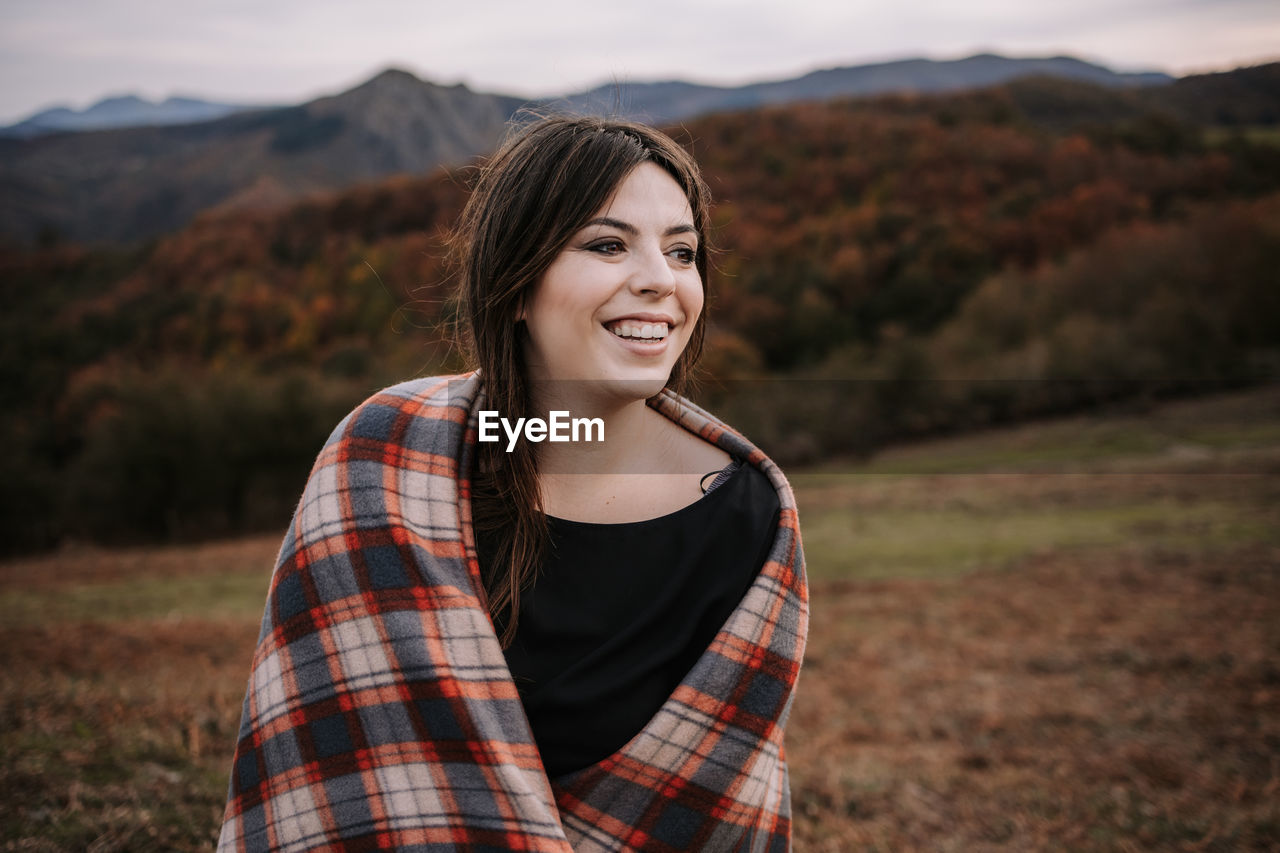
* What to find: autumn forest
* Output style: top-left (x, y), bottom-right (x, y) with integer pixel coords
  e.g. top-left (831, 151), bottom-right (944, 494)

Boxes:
top-left (4, 68), bottom-right (1279, 552)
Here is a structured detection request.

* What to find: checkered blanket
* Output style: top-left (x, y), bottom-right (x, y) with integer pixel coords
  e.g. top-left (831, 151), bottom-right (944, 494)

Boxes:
top-left (218, 373), bottom-right (808, 852)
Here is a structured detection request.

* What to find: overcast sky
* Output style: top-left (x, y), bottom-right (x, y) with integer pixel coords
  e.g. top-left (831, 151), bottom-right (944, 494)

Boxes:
top-left (1, 0), bottom-right (1277, 124)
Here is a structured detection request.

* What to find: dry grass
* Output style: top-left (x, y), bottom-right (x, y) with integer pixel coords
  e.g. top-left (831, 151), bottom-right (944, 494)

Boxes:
top-left (788, 542), bottom-right (1280, 851)
top-left (2, 386), bottom-right (1278, 851)
top-left (0, 535), bottom-right (276, 849)
top-left (0, 621), bottom-right (258, 850)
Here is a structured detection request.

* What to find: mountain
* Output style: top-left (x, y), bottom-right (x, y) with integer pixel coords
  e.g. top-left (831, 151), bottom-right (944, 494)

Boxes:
top-left (4, 55), bottom-right (1269, 248)
top-left (555, 53), bottom-right (1173, 124)
top-left (7, 68), bottom-right (1280, 549)
top-left (1, 94), bottom-right (262, 138)
top-left (1146, 61), bottom-right (1280, 126)
top-left (0, 69), bottom-right (525, 245)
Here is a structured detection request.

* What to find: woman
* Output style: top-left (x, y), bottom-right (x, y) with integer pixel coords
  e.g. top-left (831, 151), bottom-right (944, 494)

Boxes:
top-left (219, 116), bottom-right (808, 852)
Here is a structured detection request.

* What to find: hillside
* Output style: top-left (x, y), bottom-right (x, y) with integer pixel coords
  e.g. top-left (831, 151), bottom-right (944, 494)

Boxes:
top-left (0, 70), bottom-right (523, 245)
top-left (4, 70), bottom-right (1280, 551)
top-left (0, 54), bottom-right (1222, 248)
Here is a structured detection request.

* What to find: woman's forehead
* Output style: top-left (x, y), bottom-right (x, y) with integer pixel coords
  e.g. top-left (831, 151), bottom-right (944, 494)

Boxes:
top-left (591, 163), bottom-right (694, 228)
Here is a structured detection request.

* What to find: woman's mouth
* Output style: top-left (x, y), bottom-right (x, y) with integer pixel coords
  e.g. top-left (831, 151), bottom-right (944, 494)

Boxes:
top-left (605, 320), bottom-right (669, 341)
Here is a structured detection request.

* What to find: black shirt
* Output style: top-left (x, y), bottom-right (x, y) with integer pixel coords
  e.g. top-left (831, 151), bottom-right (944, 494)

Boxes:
top-left (480, 461), bottom-right (781, 778)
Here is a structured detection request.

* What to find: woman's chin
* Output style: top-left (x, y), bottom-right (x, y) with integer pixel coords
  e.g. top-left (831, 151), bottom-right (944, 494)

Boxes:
top-left (529, 373), bottom-right (672, 408)
top-left (559, 367), bottom-right (673, 404)
top-left (595, 374), bottom-right (671, 403)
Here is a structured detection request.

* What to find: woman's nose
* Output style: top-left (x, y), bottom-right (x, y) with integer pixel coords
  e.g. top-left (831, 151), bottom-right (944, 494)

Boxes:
top-left (629, 244), bottom-right (677, 297)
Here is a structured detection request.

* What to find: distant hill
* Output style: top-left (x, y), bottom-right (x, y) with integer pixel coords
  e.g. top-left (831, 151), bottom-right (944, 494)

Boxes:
top-left (0, 95), bottom-right (263, 138)
top-left (0, 69), bottom-right (525, 245)
top-left (4, 53), bottom-right (1170, 141)
top-left (5, 71), bottom-right (1280, 550)
top-left (1146, 61), bottom-right (1280, 126)
top-left (7, 55), bottom-right (1277, 248)
top-left (555, 53), bottom-right (1172, 124)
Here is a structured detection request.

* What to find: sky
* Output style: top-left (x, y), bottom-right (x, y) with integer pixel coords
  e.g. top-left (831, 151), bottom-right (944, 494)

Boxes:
top-left (1, 0), bottom-right (1278, 124)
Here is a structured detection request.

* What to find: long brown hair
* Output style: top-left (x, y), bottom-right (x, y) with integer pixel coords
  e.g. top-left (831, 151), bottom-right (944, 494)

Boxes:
top-left (454, 115), bottom-right (712, 647)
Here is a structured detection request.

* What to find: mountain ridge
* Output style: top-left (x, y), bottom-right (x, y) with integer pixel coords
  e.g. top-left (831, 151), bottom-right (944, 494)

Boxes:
top-left (3, 54), bottom-right (1272, 248)
top-left (557, 53), bottom-right (1172, 124)
top-left (3, 53), bottom-right (1172, 138)
top-left (0, 71), bottom-right (524, 245)
top-left (1, 94), bottom-right (267, 139)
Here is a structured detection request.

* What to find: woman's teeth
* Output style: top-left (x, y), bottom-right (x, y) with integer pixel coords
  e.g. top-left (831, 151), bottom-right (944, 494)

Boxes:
top-left (608, 321), bottom-right (668, 340)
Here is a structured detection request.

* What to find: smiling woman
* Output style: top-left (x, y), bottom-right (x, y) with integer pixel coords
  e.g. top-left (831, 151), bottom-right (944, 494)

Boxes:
top-left (218, 116), bottom-right (808, 852)
top-left (520, 162), bottom-right (703, 395)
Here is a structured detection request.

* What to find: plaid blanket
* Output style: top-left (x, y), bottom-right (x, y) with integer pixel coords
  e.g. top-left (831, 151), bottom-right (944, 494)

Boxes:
top-left (218, 373), bottom-right (808, 852)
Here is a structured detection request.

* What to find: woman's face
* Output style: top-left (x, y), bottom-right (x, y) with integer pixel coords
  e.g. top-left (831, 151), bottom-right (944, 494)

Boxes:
top-left (520, 162), bottom-right (703, 402)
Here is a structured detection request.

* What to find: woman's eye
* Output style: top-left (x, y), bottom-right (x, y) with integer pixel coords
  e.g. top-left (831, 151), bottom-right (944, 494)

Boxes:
top-left (588, 240), bottom-right (625, 256)
top-left (669, 247), bottom-right (696, 265)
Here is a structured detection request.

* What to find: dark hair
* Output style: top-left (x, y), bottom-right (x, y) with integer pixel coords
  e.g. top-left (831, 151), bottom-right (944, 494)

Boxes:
top-left (454, 115), bottom-right (712, 647)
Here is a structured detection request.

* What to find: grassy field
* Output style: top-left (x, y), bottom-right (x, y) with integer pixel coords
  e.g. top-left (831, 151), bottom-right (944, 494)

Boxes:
top-left (2, 385), bottom-right (1278, 851)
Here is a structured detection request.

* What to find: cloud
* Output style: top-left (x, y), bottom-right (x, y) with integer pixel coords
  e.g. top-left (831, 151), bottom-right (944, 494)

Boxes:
top-left (1, 0), bottom-right (1276, 122)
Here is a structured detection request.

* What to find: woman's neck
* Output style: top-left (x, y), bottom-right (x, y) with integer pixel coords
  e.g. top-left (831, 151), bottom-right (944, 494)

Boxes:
top-left (526, 383), bottom-right (731, 523)
top-left (530, 386), bottom-right (660, 477)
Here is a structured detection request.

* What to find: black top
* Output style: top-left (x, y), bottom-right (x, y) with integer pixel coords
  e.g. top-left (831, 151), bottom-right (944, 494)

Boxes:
top-left (478, 461), bottom-right (781, 778)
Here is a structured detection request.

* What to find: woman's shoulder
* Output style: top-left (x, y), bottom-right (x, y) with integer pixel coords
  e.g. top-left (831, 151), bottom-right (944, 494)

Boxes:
top-left (361, 372), bottom-right (481, 419)
top-left (287, 374), bottom-right (480, 559)
top-left (322, 372), bottom-right (481, 450)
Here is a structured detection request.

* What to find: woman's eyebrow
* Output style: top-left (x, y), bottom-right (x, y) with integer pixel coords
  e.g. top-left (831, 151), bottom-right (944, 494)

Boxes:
top-left (583, 217), bottom-right (697, 238)
top-left (584, 216), bottom-right (637, 234)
